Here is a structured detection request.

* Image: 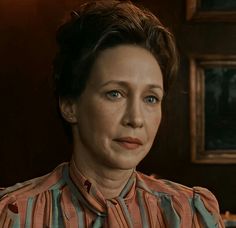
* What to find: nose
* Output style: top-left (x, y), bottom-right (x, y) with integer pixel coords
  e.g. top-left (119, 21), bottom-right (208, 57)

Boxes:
top-left (122, 98), bottom-right (144, 128)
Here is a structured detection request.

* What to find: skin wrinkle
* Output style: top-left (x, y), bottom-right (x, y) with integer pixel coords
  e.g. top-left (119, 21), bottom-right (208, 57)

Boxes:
top-left (62, 45), bottom-right (163, 199)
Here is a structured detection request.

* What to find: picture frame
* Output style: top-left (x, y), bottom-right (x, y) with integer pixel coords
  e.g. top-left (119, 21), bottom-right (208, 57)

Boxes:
top-left (186, 0), bottom-right (236, 22)
top-left (189, 55), bottom-right (236, 164)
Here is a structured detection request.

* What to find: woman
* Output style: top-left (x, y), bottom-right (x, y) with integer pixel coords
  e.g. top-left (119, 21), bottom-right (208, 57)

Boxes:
top-left (0, 1), bottom-right (224, 227)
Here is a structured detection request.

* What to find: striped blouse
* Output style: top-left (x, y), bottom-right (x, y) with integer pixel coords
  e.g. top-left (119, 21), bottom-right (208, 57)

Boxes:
top-left (0, 161), bottom-right (224, 227)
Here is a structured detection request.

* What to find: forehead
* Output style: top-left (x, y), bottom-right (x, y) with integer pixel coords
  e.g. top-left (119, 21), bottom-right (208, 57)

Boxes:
top-left (88, 44), bottom-right (163, 87)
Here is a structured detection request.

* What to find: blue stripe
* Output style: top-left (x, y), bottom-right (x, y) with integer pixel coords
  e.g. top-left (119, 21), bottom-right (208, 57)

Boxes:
top-left (192, 194), bottom-right (218, 227)
top-left (117, 197), bottom-right (133, 227)
top-left (51, 189), bottom-right (64, 227)
top-left (137, 189), bottom-right (149, 228)
top-left (92, 216), bottom-right (104, 228)
top-left (119, 172), bottom-right (135, 198)
top-left (12, 213), bottom-right (20, 228)
top-left (25, 197), bottom-right (35, 228)
top-left (71, 194), bottom-right (85, 228)
top-left (154, 192), bottom-right (180, 228)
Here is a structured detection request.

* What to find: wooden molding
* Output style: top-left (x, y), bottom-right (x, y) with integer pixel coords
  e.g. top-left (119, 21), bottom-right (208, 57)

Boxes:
top-left (189, 55), bottom-right (236, 164)
top-left (186, 0), bottom-right (236, 22)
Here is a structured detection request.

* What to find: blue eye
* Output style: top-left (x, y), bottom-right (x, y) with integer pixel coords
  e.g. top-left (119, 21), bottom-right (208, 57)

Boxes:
top-left (144, 96), bottom-right (159, 104)
top-left (106, 90), bottom-right (122, 100)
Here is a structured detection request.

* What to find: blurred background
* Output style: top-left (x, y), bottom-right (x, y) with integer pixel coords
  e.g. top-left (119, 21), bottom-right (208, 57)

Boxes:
top-left (0, 0), bottom-right (236, 214)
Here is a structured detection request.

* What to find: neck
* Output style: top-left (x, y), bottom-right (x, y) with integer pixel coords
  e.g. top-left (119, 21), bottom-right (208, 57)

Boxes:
top-left (72, 152), bottom-right (134, 200)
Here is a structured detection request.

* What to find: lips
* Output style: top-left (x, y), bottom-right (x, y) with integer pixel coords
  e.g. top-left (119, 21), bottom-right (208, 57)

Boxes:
top-left (113, 137), bottom-right (143, 150)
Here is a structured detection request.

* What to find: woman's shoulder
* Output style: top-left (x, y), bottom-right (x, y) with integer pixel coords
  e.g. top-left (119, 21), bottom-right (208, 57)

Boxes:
top-left (0, 163), bottom-right (67, 211)
top-left (136, 171), bottom-right (224, 227)
top-left (136, 171), bottom-right (214, 199)
top-left (0, 163), bottom-right (68, 226)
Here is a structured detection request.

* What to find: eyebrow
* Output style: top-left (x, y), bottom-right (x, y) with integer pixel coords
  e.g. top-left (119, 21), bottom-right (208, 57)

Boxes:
top-left (100, 80), bottom-right (163, 91)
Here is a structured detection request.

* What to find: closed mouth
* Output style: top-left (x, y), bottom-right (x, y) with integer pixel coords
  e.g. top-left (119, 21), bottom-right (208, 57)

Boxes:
top-left (113, 137), bottom-right (143, 145)
top-left (113, 137), bottom-right (143, 150)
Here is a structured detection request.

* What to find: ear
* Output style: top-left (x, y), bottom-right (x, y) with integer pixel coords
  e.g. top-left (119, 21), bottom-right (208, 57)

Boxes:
top-left (59, 97), bottom-right (78, 124)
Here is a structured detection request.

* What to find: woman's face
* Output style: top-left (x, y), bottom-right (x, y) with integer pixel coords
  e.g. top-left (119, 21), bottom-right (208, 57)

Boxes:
top-left (71, 45), bottom-right (163, 170)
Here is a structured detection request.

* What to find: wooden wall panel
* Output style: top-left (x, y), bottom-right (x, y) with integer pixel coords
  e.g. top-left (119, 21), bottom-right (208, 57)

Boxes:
top-left (0, 0), bottom-right (73, 185)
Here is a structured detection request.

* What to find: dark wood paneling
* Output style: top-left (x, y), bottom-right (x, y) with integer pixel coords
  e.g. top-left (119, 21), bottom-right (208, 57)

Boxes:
top-left (0, 0), bottom-right (72, 185)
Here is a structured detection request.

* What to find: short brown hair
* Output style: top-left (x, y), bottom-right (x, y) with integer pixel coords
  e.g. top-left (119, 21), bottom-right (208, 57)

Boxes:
top-left (53, 0), bottom-right (178, 98)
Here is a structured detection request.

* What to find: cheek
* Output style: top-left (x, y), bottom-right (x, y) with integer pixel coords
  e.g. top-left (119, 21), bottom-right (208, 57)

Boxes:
top-left (147, 109), bottom-right (162, 137)
top-left (82, 102), bottom-right (119, 136)
top-left (92, 100), bottom-right (123, 123)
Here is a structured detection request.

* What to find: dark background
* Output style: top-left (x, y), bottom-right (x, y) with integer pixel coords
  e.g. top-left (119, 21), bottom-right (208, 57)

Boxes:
top-left (205, 68), bottom-right (236, 150)
top-left (0, 0), bottom-right (236, 213)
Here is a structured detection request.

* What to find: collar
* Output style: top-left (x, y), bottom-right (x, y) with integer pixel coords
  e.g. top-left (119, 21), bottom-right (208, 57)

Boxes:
top-left (65, 159), bottom-right (137, 214)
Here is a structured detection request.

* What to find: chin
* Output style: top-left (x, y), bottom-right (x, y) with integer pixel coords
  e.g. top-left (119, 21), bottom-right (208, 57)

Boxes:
top-left (106, 156), bottom-right (144, 170)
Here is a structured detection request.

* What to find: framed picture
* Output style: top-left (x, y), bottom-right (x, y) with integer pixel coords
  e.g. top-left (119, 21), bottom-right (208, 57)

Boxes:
top-left (186, 0), bottom-right (236, 22)
top-left (190, 55), bottom-right (236, 163)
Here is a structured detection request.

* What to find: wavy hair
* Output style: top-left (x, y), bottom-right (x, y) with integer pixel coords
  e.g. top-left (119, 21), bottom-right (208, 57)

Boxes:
top-left (53, 0), bottom-right (178, 99)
